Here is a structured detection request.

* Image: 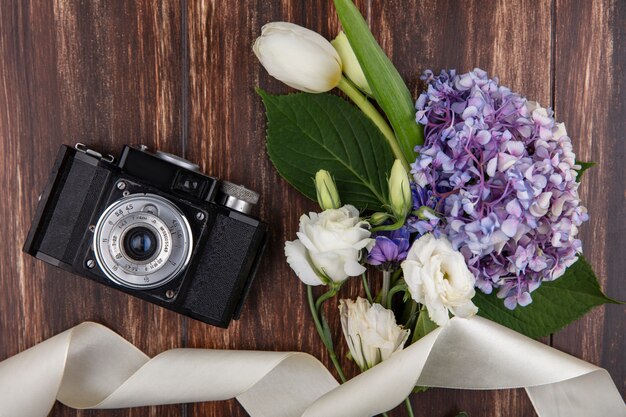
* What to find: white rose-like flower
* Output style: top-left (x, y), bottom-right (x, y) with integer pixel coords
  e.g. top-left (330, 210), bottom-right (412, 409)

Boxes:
top-left (401, 233), bottom-right (478, 326)
top-left (253, 22), bottom-right (342, 93)
top-left (339, 297), bottom-right (410, 371)
top-left (284, 205), bottom-right (374, 286)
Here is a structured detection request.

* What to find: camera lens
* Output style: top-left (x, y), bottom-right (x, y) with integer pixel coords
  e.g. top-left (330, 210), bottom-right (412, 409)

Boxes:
top-left (93, 193), bottom-right (193, 290)
top-left (123, 227), bottom-right (158, 261)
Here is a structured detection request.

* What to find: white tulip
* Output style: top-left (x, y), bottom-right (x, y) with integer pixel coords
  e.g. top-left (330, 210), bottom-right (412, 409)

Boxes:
top-left (253, 22), bottom-right (342, 93)
top-left (284, 205), bottom-right (374, 286)
top-left (331, 31), bottom-right (372, 95)
top-left (401, 233), bottom-right (478, 326)
top-left (339, 297), bottom-right (410, 371)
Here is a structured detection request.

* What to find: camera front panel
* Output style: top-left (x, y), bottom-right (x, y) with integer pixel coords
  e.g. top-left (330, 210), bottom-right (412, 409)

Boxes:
top-left (75, 175), bottom-right (212, 305)
top-left (178, 208), bottom-right (267, 326)
top-left (24, 146), bottom-right (115, 270)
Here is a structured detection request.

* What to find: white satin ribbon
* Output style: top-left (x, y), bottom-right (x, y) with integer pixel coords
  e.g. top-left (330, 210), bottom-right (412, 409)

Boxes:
top-left (0, 317), bottom-right (623, 417)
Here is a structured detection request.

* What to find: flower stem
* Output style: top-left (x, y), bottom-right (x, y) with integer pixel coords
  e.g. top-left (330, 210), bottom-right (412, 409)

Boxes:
top-left (307, 285), bottom-right (347, 383)
top-left (386, 281), bottom-right (407, 308)
top-left (362, 273), bottom-right (374, 303)
top-left (391, 268), bottom-right (403, 287)
top-left (337, 76), bottom-right (409, 171)
top-left (381, 270), bottom-right (391, 308)
top-left (315, 285), bottom-right (339, 312)
top-left (402, 300), bottom-right (418, 329)
top-left (371, 216), bottom-right (406, 232)
top-left (405, 397), bottom-right (415, 417)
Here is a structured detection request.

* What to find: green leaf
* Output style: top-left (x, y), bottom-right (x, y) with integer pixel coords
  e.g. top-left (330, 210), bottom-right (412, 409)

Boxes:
top-left (333, 0), bottom-right (423, 163)
top-left (474, 257), bottom-right (619, 339)
top-left (576, 161), bottom-right (595, 179)
top-left (412, 308), bottom-right (438, 343)
top-left (259, 89), bottom-right (394, 211)
top-left (411, 309), bottom-right (437, 395)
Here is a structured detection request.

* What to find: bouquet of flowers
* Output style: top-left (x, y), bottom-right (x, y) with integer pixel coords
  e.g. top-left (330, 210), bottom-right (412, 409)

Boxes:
top-left (253, 0), bottom-right (616, 414)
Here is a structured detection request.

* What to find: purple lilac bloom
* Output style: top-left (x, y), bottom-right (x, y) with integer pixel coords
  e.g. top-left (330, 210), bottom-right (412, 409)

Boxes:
top-left (367, 227), bottom-right (410, 270)
top-left (412, 68), bottom-right (588, 309)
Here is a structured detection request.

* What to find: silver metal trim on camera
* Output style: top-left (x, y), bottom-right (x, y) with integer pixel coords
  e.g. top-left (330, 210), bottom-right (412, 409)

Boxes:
top-left (218, 181), bottom-right (259, 214)
top-left (93, 193), bottom-right (193, 290)
top-left (75, 143), bottom-right (115, 163)
top-left (154, 150), bottom-right (201, 172)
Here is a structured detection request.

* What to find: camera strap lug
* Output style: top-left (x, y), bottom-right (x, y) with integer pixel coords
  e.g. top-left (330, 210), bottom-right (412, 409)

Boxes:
top-left (75, 143), bottom-right (115, 163)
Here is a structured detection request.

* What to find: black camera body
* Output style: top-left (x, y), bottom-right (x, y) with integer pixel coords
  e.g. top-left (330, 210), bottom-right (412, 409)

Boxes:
top-left (24, 144), bottom-right (267, 328)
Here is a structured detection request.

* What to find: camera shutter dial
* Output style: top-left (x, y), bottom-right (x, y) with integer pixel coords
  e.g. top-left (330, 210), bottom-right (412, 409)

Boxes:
top-left (217, 181), bottom-right (260, 214)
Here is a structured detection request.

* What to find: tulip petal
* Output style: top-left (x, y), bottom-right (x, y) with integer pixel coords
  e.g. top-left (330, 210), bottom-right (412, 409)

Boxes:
top-left (253, 22), bottom-right (341, 93)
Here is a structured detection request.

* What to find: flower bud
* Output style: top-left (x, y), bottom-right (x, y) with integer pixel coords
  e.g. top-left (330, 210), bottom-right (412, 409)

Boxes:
top-left (253, 22), bottom-right (342, 93)
top-left (331, 32), bottom-right (372, 95)
top-left (415, 205), bottom-right (438, 221)
top-left (339, 297), bottom-right (409, 371)
top-left (388, 159), bottom-right (412, 219)
top-left (314, 170), bottom-right (341, 210)
top-left (370, 212), bottom-right (391, 225)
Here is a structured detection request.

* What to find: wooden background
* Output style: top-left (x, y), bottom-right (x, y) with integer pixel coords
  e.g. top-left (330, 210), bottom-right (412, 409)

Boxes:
top-left (0, 0), bottom-right (624, 416)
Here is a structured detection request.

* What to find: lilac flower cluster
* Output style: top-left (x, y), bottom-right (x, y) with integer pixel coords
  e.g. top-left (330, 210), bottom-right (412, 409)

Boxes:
top-left (412, 68), bottom-right (588, 309)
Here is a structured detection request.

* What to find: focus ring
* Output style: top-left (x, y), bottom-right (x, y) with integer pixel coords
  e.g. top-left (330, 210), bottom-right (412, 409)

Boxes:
top-left (92, 193), bottom-right (193, 290)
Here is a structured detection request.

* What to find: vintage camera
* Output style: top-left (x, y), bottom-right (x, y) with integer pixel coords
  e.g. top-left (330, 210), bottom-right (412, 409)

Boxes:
top-left (24, 144), bottom-right (267, 328)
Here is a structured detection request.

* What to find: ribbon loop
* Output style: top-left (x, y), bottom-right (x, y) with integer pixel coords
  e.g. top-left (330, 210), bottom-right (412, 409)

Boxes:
top-left (0, 318), bottom-right (623, 417)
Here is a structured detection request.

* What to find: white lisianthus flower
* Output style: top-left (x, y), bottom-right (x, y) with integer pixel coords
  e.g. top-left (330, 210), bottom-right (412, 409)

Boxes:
top-left (339, 297), bottom-right (410, 371)
top-left (401, 233), bottom-right (478, 326)
top-left (284, 205), bottom-right (374, 286)
top-left (253, 22), bottom-right (342, 93)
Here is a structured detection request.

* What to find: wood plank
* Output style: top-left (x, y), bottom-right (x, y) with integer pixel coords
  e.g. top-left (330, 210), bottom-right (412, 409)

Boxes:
top-left (551, 0), bottom-right (626, 396)
top-left (368, 0), bottom-right (552, 415)
top-left (0, 1), bottom-right (185, 416)
top-left (184, 1), bottom-right (367, 415)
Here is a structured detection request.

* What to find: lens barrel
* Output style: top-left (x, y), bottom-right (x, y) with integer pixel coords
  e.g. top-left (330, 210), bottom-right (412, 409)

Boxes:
top-left (123, 226), bottom-right (158, 261)
top-left (93, 193), bottom-right (193, 290)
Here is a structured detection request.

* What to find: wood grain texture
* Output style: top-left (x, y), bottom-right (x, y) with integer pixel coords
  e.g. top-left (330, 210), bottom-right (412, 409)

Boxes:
top-left (184, 1), bottom-right (367, 415)
top-left (551, 0), bottom-right (626, 395)
top-left (0, 0), bottom-right (623, 416)
top-left (0, 1), bottom-right (185, 416)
